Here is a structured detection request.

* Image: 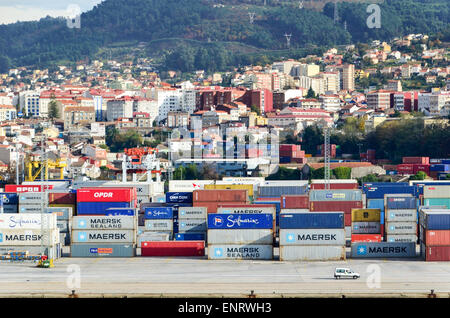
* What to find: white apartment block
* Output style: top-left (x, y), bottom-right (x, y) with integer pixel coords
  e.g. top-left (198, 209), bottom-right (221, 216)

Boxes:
top-left (20, 91), bottom-right (41, 117)
top-left (319, 95), bottom-right (341, 112)
top-left (321, 72), bottom-right (340, 93)
top-left (419, 92), bottom-right (450, 116)
top-left (0, 105), bottom-right (17, 121)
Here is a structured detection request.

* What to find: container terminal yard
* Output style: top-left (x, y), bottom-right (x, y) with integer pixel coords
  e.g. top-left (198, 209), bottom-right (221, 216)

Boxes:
top-left (1, 170), bottom-right (450, 298)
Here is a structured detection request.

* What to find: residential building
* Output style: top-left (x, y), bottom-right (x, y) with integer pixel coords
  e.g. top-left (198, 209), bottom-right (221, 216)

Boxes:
top-left (366, 90), bottom-right (391, 110)
top-left (64, 106), bottom-right (96, 130)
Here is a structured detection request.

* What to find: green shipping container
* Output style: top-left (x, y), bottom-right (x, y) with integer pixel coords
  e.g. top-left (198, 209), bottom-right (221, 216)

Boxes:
top-left (424, 198), bottom-right (450, 209)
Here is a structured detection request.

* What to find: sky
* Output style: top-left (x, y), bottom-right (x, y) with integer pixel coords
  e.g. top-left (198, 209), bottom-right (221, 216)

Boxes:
top-left (0, 0), bottom-right (103, 24)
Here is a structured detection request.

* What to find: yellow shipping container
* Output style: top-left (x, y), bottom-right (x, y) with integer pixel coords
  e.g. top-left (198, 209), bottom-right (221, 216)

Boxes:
top-left (204, 184), bottom-right (254, 197)
top-left (351, 209), bottom-right (381, 222)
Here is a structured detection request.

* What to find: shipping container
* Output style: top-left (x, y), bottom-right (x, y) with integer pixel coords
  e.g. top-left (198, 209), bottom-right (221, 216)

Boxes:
top-left (0, 229), bottom-right (59, 246)
top-left (168, 180), bottom-right (215, 192)
top-left (0, 193), bottom-right (19, 205)
top-left (0, 213), bottom-right (57, 230)
top-left (385, 222), bottom-right (417, 234)
top-left (19, 205), bottom-right (42, 213)
top-left (207, 214), bottom-right (273, 230)
top-left (279, 212), bottom-right (344, 229)
top-left (57, 220), bottom-right (70, 233)
top-left (71, 230), bottom-right (136, 243)
top-left (402, 157), bottom-right (429, 164)
top-left (208, 244), bottom-right (272, 260)
top-left (310, 179), bottom-right (358, 190)
top-left (144, 207), bottom-right (173, 219)
top-left (193, 201), bottom-right (245, 214)
top-left (77, 202), bottom-right (131, 215)
top-left (207, 229), bottom-right (273, 245)
top-left (309, 190), bottom-right (362, 202)
top-left (362, 182), bottom-right (408, 191)
top-left (279, 229), bottom-right (345, 246)
top-left (105, 208), bottom-right (136, 216)
top-left (204, 184), bottom-right (254, 197)
top-left (45, 207), bottom-right (73, 220)
top-left (48, 192), bottom-right (76, 205)
top-left (351, 209), bottom-right (381, 222)
top-left (365, 186), bottom-right (415, 199)
top-left (385, 197), bottom-right (416, 210)
top-left (386, 234), bottom-right (417, 243)
top-left (178, 207), bottom-right (207, 219)
top-left (280, 246), bottom-right (346, 261)
top-left (419, 210), bottom-right (450, 230)
top-left (144, 219), bottom-right (173, 232)
top-left (258, 185), bottom-right (307, 198)
top-left (72, 216), bottom-right (136, 230)
top-left (77, 188), bottom-right (136, 203)
top-left (351, 234), bottom-right (382, 243)
top-left (420, 229), bottom-right (450, 246)
top-left (352, 222), bottom-right (381, 234)
top-left (420, 244), bottom-right (450, 261)
top-left (138, 233), bottom-right (171, 246)
top-left (217, 205), bottom-right (275, 217)
top-left (385, 209), bottom-right (417, 222)
top-left (18, 192), bottom-right (45, 204)
top-left (141, 241), bottom-right (205, 257)
top-left (70, 244), bottom-right (136, 257)
top-left (177, 219), bottom-right (207, 233)
top-left (166, 192), bottom-right (193, 204)
top-left (310, 201), bottom-right (362, 226)
top-left (423, 198), bottom-right (450, 209)
top-left (423, 185), bottom-right (450, 199)
top-left (281, 195), bottom-right (309, 209)
top-left (1, 205), bottom-right (18, 213)
top-left (5, 185), bottom-right (54, 193)
top-left (430, 164), bottom-right (450, 172)
top-left (193, 190), bottom-right (247, 203)
top-left (175, 233), bottom-right (206, 241)
top-left (351, 242), bottom-right (416, 258)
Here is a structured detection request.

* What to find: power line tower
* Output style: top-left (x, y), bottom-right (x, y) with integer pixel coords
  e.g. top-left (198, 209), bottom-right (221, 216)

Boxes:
top-left (344, 20), bottom-right (347, 31)
top-left (334, 0), bottom-right (339, 24)
top-left (299, 1), bottom-right (304, 9)
top-left (284, 33), bottom-right (292, 49)
top-left (323, 126), bottom-right (331, 190)
top-left (248, 12), bottom-right (255, 24)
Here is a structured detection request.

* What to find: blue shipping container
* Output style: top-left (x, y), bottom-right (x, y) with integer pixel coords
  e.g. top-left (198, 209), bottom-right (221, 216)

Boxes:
top-left (105, 208), bottom-right (136, 216)
top-left (421, 212), bottom-right (450, 230)
top-left (441, 160), bottom-right (450, 165)
top-left (0, 193), bottom-right (19, 205)
top-left (386, 197), bottom-right (416, 210)
top-left (165, 192), bottom-right (193, 204)
top-left (207, 214), bottom-right (273, 230)
top-left (365, 186), bottom-right (415, 199)
top-left (77, 202), bottom-right (130, 215)
top-left (279, 212), bottom-right (344, 229)
top-left (144, 207), bottom-right (173, 219)
top-left (362, 183), bottom-right (408, 191)
top-left (175, 233), bottom-right (206, 241)
top-left (430, 164), bottom-right (450, 172)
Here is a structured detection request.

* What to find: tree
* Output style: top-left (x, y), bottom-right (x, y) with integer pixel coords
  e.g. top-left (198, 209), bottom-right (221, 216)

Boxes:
top-left (410, 171), bottom-right (428, 181)
top-left (0, 55), bottom-right (11, 73)
top-left (250, 104), bottom-right (261, 116)
top-left (306, 87), bottom-right (316, 99)
top-left (333, 167), bottom-right (352, 179)
top-left (302, 125), bottom-right (323, 155)
top-left (48, 99), bottom-right (59, 120)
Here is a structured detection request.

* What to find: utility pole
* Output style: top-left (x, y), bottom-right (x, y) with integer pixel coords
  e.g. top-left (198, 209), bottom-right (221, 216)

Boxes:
top-left (284, 33), bottom-right (292, 49)
top-left (334, 0), bottom-right (339, 24)
top-left (324, 126), bottom-right (331, 190)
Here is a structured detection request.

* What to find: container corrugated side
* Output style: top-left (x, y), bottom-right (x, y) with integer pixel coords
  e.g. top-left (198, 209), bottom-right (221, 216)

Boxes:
top-left (279, 212), bottom-right (344, 229)
top-left (309, 190), bottom-right (362, 202)
top-left (207, 229), bottom-right (272, 245)
top-left (0, 229), bottom-right (59, 246)
top-left (141, 241), bottom-right (205, 257)
top-left (71, 230), bottom-right (136, 243)
top-left (144, 219), bottom-right (173, 231)
top-left (352, 222), bottom-right (381, 234)
top-left (423, 198), bottom-right (450, 209)
top-left (350, 242), bottom-right (416, 258)
top-left (420, 229), bottom-right (450, 246)
top-left (177, 219), bottom-right (207, 233)
top-left (385, 196), bottom-right (416, 210)
top-left (386, 234), bottom-right (418, 243)
top-left (70, 244), bottom-right (136, 257)
top-left (72, 216), bottom-right (136, 230)
top-left (420, 244), bottom-right (450, 261)
top-left (423, 185), bottom-right (450, 198)
top-left (351, 209), bottom-right (381, 222)
top-left (385, 222), bottom-right (417, 234)
top-left (385, 209), bottom-right (417, 222)
top-left (178, 207), bottom-right (207, 219)
top-left (420, 211), bottom-right (450, 230)
top-left (208, 244), bottom-right (273, 260)
top-left (279, 229), bottom-right (345, 246)
top-left (280, 246), bottom-right (346, 261)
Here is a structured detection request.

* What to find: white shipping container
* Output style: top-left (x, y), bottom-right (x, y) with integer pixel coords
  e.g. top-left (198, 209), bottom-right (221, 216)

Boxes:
top-left (18, 193), bottom-right (45, 203)
top-left (423, 185), bottom-right (450, 199)
top-left (19, 205), bottom-right (43, 213)
top-left (144, 219), bottom-right (173, 231)
top-left (386, 234), bottom-right (418, 243)
top-left (208, 244), bottom-right (273, 260)
top-left (280, 246), bottom-right (346, 261)
top-left (385, 209), bottom-right (417, 222)
top-left (385, 222), bottom-right (417, 235)
top-left (0, 214), bottom-right (57, 230)
top-left (279, 229), bottom-right (346, 246)
top-left (179, 207), bottom-right (208, 219)
top-left (169, 180), bottom-right (215, 192)
top-left (138, 232), bottom-right (171, 246)
top-left (177, 219), bottom-right (207, 233)
top-left (207, 229), bottom-right (273, 245)
top-left (280, 209), bottom-right (310, 214)
top-left (0, 229), bottom-right (59, 246)
top-left (71, 230), bottom-right (136, 243)
top-left (72, 216), bottom-right (137, 230)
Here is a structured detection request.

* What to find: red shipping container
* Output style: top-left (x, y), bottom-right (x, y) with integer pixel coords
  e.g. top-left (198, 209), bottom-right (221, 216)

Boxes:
top-left (402, 157), bottom-right (429, 164)
top-left (351, 234), bottom-right (382, 243)
top-left (281, 195), bottom-right (309, 209)
top-left (291, 157), bottom-right (307, 164)
top-left (141, 241), bottom-right (205, 257)
top-left (413, 164), bottom-right (430, 175)
top-left (421, 229), bottom-right (450, 246)
top-left (422, 245), bottom-right (450, 261)
top-left (5, 184), bottom-right (54, 193)
top-left (48, 192), bottom-right (76, 205)
top-left (77, 188), bottom-right (136, 202)
top-left (380, 224), bottom-right (384, 239)
top-left (193, 190), bottom-right (248, 203)
top-left (310, 183), bottom-right (358, 190)
top-left (397, 164), bottom-right (414, 174)
top-left (255, 197), bottom-right (281, 202)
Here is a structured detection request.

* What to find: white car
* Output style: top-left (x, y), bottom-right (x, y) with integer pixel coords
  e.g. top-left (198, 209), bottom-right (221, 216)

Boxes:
top-left (334, 268), bottom-right (360, 279)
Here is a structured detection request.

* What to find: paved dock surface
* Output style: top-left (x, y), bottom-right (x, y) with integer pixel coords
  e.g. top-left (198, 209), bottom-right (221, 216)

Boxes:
top-left (1, 257), bottom-right (449, 297)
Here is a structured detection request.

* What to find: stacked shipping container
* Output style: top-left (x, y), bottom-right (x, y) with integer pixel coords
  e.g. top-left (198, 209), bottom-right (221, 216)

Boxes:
top-left (76, 188), bottom-right (137, 215)
top-left (384, 196), bottom-right (418, 243)
top-left (351, 209), bottom-right (382, 243)
top-left (419, 209), bottom-right (450, 261)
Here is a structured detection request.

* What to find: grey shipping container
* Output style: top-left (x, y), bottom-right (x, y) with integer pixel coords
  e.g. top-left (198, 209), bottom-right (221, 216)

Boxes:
top-left (309, 190), bottom-right (362, 202)
top-left (280, 246), bottom-right (346, 261)
top-left (144, 219), bottom-right (173, 231)
top-left (207, 229), bottom-right (273, 245)
top-left (385, 209), bottom-right (417, 222)
top-left (351, 242), bottom-right (416, 258)
top-left (385, 222), bottom-right (417, 234)
top-left (386, 234), bottom-right (418, 243)
top-left (18, 193), bottom-right (45, 204)
top-left (279, 229), bottom-right (346, 246)
top-left (177, 219), bottom-right (207, 233)
top-left (136, 195), bottom-right (151, 206)
top-left (178, 207), bottom-right (208, 219)
top-left (45, 207), bottom-right (73, 220)
top-left (70, 244), bottom-right (136, 257)
top-left (258, 185), bottom-right (307, 197)
top-left (19, 205), bottom-right (43, 213)
top-left (208, 244), bottom-right (273, 260)
top-left (138, 232), bottom-right (171, 247)
top-left (280, 209), bottom-right (310, 214)
top-left (345, 226), bottom-right (351, 239)
top-left (72, 216), bottom-right (136, 230)
top-left (71, 230), bottom-right (136, 243)
top-left (59, 232), bottom-right (71, 246)
top-left (352, 222), bottom-right (381, 234)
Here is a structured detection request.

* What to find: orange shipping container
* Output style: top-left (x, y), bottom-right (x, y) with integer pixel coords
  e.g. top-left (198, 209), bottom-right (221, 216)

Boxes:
top-left (193, 190), bottom-right (248, 203)
top-left (422, 229), bottom-right (450, 246)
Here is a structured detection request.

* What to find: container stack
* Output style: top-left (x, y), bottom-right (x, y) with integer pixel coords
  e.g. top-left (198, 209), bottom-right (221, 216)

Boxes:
top-left (176, 207), bottom-right (207, 241)
top-left (258, 181), bottom-right (308, 198)
top-left (279, 212), bottom-right (346, 261)
top-left (142, 207), bottom-right (174, 243)
top-left (351, 209), bottom-right (382, 243)
top-left (207, 213), bottom-right (274, 260)
top-left (420, 209), bottom-right (450, 261)
top-left (423, 185), bottom-right (450, 209)
top-left (429, 160), bottom-right (449, 180)
top-left (279, 144), bottom-right (307, 164)
top-left (0, 213), bottom-right (60, 260)
top-left (0, 193), bottom-right (18, 213)
top-left (204, 184), bottom-right (254, 202)
top-left (309, 189), bottom-right (363, 237)
top-left (384, 195), bottom-right (418, 243)
top-left (76, 188), bottom-right (137, 215)
top-left (71, 215), bottom-right (137, 257)
top-left (397, 157), bottom-right (430, 176)
top-left (193, 189), bottom-right (248, 213)
top-left (45, 206), bottom-right (73, 246)
top-left (18, 192), bottom-right (45, 213)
